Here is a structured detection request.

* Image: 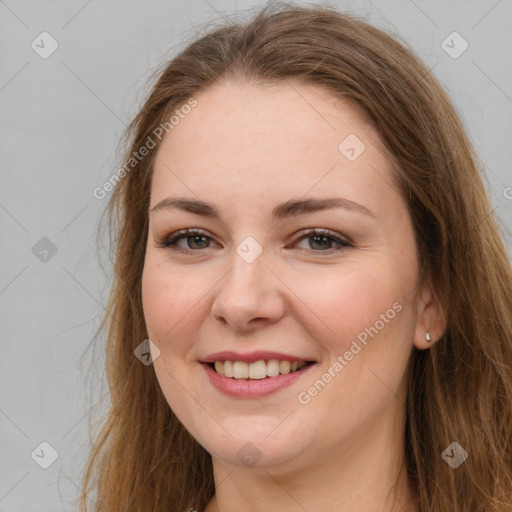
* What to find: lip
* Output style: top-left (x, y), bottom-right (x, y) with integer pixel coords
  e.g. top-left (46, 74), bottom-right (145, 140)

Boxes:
top-left (201, 350), bottom-right (314, 364)
top-left (201, 361), bottom-right (316, 398)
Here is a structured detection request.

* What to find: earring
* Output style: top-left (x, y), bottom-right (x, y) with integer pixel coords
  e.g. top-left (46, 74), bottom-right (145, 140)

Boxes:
top-left (425, 332), bottom-right (431, 342)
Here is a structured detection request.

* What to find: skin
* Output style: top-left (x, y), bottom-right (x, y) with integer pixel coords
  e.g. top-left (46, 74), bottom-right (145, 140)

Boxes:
top-left (141, 78), bottom-right (445, 512)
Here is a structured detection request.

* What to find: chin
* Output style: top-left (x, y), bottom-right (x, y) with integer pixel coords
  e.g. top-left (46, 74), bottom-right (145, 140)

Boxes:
top-left (190, 417), bottom-right (312, 470)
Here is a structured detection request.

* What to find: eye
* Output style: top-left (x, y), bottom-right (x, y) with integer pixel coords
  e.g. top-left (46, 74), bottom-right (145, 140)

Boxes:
top-left (291, 228), bottom-right (352, 253)
top-left (156, 228), bottom-right (352, 254)
top-left (156, 229), bottom-right (218, 253)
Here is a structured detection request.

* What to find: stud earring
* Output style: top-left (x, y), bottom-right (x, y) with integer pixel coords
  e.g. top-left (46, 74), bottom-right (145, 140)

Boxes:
top-left (425, 332), bottom-right (431, 342)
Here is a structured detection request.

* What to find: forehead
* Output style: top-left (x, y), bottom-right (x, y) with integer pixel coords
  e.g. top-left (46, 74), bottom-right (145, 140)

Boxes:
top-left (166, 77), bottom-right (375, 150)
top-left (151, 78), bottom-right (394, 211)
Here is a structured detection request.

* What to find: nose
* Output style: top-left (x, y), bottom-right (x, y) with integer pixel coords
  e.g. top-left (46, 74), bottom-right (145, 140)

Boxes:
top-left (210, 245), bottom-right (285, 331)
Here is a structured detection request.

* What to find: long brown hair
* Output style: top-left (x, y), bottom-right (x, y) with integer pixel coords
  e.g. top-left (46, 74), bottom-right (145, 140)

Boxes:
top-left (80, 3), bottom-right (512, 511)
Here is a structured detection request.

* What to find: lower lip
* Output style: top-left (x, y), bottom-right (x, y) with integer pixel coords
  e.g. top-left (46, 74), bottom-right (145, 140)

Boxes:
top-left (201, 362), bottom-right (315, 398)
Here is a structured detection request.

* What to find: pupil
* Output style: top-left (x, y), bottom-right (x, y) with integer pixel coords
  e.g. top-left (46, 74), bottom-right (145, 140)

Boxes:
top-left (311, 235), bottom-right (330, 250)
top-left (189, 235), bottom-right (207, 249)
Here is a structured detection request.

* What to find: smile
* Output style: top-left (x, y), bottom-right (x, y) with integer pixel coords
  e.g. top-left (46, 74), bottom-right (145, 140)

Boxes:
top-left (211, 359), bottom-right (310, 379)
top-left (201, 360), bottom-right (316, 398)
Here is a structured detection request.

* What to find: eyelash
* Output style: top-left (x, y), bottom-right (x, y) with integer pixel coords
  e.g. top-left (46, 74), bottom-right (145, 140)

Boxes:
top-left (156, 228), bottom-right (352, 254)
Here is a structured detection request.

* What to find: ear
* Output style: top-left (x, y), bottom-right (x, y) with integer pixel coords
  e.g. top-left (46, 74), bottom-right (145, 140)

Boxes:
top-left (413, 279), bottom-right (446, 350)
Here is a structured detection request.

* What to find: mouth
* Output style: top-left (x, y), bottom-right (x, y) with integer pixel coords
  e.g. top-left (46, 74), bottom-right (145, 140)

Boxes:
top-left (206, 359), bottom-right (316, 380)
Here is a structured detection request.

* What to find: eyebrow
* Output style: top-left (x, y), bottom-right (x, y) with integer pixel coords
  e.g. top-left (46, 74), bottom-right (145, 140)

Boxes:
top-left (150, 196), bottom-right (375, 220)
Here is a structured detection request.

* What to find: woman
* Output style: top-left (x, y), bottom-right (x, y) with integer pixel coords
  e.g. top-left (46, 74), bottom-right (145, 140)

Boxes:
top-left (81, 3), bottom-right (512, 511)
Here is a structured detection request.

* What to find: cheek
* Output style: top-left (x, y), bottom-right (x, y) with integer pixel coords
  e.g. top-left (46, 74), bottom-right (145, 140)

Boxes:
top-left (298, 264), bottom-right (414, 418)
top-left (300, 259), bottom-right (412, 352)
top-left (141, 258), bottom-right (204, 417)
top-left (141, 257), bottom-right (198, 352)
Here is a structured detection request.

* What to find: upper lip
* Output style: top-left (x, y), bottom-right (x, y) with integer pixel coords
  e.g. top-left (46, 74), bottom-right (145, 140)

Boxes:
top-left (201, 350), bottom-right (316, 364)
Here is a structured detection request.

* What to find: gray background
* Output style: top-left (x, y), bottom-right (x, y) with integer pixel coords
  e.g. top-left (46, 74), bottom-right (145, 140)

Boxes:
top-left (1, 0), bottom-right (511, 510)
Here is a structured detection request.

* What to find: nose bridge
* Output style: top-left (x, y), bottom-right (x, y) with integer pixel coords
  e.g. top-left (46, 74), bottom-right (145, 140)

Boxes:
top-left (224, 237), bottom-right (268, 302)
top-left (211, 236), bottom-right (284, 327)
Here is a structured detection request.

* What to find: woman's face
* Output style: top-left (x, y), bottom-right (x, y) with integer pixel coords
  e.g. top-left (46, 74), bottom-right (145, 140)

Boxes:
top-left (142, 79), bottom-right (426, 472)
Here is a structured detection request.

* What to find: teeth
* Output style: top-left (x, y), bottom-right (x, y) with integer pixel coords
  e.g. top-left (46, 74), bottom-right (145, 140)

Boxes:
top-left (248, 360), bottom-right (267, 379)
top-left (223, 360), bottom-right (233, 378)
top-left (267, 359), bottom-right (280, 377)
top-left (279, 360), bottom-right (290, 374)
top-left (211, 359), bottom-right (308, 379)
top-left (233, 361), bottom-right (249, 379)
top-left (214, 361), bottom-right (224, 376)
